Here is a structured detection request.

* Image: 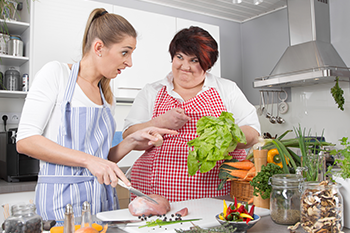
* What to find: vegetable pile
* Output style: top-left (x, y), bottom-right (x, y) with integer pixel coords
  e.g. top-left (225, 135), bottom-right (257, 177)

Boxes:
top-left (187, 112), bottom-right (246, 176)
top-left (218, 159), bottom-right (256, 191)
top-left (219, 198), bottom-right (255, 224)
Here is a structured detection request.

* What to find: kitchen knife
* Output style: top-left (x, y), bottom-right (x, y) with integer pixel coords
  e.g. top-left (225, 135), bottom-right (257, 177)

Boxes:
top-left (100, 219), bottom-right (143, 227)
top-left (117, 179), bottom-right (159, 205)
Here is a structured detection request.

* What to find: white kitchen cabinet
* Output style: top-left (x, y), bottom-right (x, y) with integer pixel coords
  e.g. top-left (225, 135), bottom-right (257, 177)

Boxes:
top-left (176, 18), bottom-right (221, 78)
top-left (111, 6), bottom-right (176, 100)
top-left (0, 0), bottom-right (31, 99)
top-left (31, 0), bottom-right (113, 77)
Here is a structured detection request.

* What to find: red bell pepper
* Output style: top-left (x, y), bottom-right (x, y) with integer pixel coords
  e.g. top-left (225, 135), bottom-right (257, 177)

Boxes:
top-left (234, 197), bottom-right (237, 208)
top-left (237, 204), bottom-right (248, 214)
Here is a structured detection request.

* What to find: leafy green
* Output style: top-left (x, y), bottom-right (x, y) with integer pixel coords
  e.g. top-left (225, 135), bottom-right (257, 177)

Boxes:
top-left (187, 112), bottom-right (246, 176)
top-left (327, 137), bottom-right (350, 180)
top-left (331, 77), bottom-right (345, 111)
top-left (250, 163), bottom-right (283, 199)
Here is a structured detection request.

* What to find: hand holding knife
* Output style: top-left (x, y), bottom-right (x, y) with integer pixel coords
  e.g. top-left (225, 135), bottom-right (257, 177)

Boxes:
top-left (117, 179), bottom-right (159, 205)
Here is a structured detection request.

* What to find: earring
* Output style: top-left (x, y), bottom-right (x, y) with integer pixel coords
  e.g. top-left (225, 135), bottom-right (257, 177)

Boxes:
top-left (98, 54), bottom-right (102, 57)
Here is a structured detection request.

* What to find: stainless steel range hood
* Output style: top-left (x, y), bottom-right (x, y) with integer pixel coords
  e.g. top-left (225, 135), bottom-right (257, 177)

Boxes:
top-left (253, 0), bottom-right (350, 88)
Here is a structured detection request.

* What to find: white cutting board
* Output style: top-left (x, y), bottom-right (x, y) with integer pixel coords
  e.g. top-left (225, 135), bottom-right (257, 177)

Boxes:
top-left (96, 198), bottom-right (270, 233)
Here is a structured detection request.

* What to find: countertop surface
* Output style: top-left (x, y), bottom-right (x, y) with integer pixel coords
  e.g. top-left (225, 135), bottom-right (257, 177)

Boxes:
top-left (0, 179), bottom-right (36, 194)
top-left (103, 195), bottom-right (350, 233)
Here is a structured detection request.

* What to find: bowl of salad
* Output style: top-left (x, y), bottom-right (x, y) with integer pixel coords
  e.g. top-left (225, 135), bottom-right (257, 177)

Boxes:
top-left (215, 199), bottom-right (260, 233)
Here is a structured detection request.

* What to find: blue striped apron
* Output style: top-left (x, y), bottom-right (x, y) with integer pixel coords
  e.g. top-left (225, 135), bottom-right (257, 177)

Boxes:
top-left (35, 61), bottom-right (118, 221)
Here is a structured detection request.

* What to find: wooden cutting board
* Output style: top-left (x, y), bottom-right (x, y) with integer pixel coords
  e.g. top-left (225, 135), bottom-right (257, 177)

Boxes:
top-left (96, 198), bottom-right (270, 233)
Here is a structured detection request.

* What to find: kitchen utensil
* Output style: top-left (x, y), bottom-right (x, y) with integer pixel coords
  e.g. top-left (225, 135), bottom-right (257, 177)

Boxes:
top-left (256, 92), bottom-right (263, 116)
top-left (275, 92), bottom-right (285, 124)
top-left (256, 91), bottom-right (266, 116)
top-left (269, 92), bottom-right (276, 124)
top-left (117, 179), bottom-right (159, 205)
top-left (265, 92), bottom-right (271, 119)
top-left (4, 67), bottom-right (21, 91)
top-left (7, 35), bottom-right (23, 57)
top-left (278, 90), bottom-right (289, 114)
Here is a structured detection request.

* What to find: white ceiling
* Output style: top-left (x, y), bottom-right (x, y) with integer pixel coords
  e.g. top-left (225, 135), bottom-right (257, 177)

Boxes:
top-left (136, 0), bottom-right (287, 22)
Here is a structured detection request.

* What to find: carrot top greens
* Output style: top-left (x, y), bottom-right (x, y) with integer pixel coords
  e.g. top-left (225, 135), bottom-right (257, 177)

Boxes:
top-left (187, 112), bottom-right (247, 176)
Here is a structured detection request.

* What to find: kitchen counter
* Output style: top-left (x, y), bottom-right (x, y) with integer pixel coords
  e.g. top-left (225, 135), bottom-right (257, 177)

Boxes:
top-left (0, 179), bottom-right (36, 194)
top-left (104, 195), bottom-right (350, 233)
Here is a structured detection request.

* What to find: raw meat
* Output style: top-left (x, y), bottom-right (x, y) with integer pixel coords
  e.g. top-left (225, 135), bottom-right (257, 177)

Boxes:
top-left (128, 194), bottom-right (171, 216)
top-left (175, 207), bottom-right (188, 217)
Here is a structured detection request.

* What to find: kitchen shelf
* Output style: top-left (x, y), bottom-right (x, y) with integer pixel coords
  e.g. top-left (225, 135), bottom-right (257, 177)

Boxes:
top-left (0, 19), bottom-right (30, 35)
top-left (0, 54), bottom-right (29, 66)
top-left (0, 90), bottom-right (27, 98)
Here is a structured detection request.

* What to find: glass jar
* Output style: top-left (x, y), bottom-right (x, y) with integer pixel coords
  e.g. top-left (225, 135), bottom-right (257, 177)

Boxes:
top-left (269, 174), bottom-right (304, 225)
top-left (4, 203), bottom-right (43, 233)
top-left (300, 181), bottom-right (343, 233)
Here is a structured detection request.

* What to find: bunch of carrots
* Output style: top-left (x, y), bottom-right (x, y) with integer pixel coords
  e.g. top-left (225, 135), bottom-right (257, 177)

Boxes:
top-left (220, 159), bottom-right (256, 181)
top-left (217, 158), bottom-right (256, 204)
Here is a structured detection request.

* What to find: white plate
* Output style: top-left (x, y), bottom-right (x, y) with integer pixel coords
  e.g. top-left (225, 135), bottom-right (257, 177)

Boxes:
top-left (96, 198), bottom-right (270, 233)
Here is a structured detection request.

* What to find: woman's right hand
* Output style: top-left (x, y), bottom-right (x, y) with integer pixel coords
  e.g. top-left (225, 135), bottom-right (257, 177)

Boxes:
top-left (86, 156), bottom-right (129, 187)
top-left (154, 108), bottom-right (191, 130)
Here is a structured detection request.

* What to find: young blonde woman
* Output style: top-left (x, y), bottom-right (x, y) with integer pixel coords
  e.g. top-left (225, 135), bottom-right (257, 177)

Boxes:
top-left (17, 8), bottom-right (176, 220)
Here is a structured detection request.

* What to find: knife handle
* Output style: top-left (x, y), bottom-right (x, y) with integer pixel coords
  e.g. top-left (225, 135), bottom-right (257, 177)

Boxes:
top-left (117, 179), bottom-right (130, 190)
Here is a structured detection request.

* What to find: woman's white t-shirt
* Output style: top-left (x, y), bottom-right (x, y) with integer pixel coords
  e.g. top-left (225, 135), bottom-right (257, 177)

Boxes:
top-left (17, 61), bottom-right (115, 143)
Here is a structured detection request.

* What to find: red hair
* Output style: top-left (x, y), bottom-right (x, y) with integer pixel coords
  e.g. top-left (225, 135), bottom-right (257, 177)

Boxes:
top-left (169, 26), bottom-right (218, 71)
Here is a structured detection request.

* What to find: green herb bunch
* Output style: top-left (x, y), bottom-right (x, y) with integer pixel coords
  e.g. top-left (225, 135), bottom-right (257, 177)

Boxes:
top-left (250, 163), bottom-right (283, 199)
top-left (331, 77), bottom-right (345, 111)
top-left (187, 112), bottom-right (246, 176)
top-left (327, 137), bottom-right (350, 180)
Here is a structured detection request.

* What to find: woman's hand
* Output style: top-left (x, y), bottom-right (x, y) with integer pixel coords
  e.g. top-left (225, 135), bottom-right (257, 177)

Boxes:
top-left (86, 156), bottom-right (130, 187)
top-left (127, 127), bottom-right (178, 150)
top-left (154, 108), bottom-right (191, 130)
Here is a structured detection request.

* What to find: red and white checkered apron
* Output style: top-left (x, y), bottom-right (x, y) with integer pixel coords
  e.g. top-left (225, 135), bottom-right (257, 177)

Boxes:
top-left (130, 86), bottom-right (246, 202)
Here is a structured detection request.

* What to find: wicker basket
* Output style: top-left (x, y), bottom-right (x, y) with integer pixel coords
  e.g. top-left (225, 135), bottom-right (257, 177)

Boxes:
top-left (230, 180), bottom-right (254, 202)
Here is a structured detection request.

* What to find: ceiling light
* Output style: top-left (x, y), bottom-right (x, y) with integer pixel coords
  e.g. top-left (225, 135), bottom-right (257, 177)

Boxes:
top-left (232, 0), bottom-right (242, 3)
top-left (254, 0), bottom-right (263, 5)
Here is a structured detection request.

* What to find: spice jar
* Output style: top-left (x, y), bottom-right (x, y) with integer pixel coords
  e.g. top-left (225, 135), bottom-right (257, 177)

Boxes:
top-left (4, 203), bottom-right (43, 233)
top-left (269, 173), bottom-right (304, 225)
top-left (300, 181), bottom-right (343, 233)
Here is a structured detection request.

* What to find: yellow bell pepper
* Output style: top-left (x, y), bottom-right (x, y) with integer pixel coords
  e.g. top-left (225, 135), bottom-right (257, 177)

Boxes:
top-left (219, 213), bottom-right (225, 220)
top-left (223, 199), bottom-right (228, 217)
top-left (267, 148), bottom-right (289, 168)
top-left (239, 213), bottom-right (254, 219)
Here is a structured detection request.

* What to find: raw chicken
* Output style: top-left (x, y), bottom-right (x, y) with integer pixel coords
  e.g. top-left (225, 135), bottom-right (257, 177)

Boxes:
top-left (128, 194), bottom-right (171, 216)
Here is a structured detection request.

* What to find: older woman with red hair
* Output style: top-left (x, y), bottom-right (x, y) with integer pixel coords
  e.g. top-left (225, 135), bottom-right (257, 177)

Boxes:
top-left (123, 26), bottom-right (260, 202)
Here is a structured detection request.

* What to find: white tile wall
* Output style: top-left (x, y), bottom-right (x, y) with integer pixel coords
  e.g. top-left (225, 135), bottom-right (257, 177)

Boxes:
top-left (258, 81), bottom-right (350, 149)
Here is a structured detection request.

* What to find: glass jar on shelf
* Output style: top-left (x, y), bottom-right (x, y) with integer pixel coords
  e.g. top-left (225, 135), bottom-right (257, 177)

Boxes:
top-left (300, 181), bottom-right (343, 233)
top-left (269, 173), bottom-right (305, 225)
top-left (4, 203), bottom-right (43, 233)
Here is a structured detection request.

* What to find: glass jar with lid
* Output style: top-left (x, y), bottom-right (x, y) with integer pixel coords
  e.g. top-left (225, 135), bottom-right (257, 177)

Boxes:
top-left (4, 203), bottom-right (43, 233)
top-left (300, 181), bottom-right (343, 232)
top-left (269, 173), bottom-right (305, 225)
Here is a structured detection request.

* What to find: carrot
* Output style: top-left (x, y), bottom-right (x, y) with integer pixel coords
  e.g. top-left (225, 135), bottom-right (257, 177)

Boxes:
top-left (244, 166), bottom-right (256, 179)
top-left (223, 161), bottom-right (254, 170)
top-left (247, 197), bottom-right (254, 205)
top-left (222, 168), bottom-right (248, 179)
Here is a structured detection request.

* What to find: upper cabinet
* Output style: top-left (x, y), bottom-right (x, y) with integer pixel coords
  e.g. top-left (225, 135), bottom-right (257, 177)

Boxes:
top-left (31, 0), bottom-right (113, 77)
top-left (0, 0), bottom-right (31, 98)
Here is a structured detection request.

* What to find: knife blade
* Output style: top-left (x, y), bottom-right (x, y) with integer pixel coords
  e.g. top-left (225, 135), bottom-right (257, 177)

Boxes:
top-left (117, 179), bottom-right (159, 205)
top-left (101, 219), bottom-right (142, 227)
